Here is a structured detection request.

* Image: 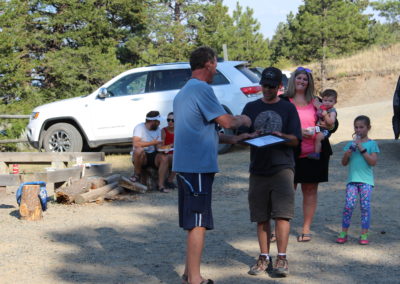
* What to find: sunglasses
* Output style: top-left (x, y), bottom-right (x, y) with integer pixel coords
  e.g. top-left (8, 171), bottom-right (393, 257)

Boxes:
top-left (167, 118), bottom-right (174, 122)
top-left (296, 67), bottom-right (312, 73)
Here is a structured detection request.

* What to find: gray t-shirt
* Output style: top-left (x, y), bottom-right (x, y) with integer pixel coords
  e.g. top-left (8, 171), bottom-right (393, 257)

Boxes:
top-left (242, 98), bottom-right (302, 176)
top-left (132, 122), bottom-right (161, 153)
top-left (173, 78), bottom-right (226, 173)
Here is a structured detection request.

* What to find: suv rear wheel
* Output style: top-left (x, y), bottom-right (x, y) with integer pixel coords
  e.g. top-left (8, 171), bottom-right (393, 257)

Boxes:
top-left (43, 123), bottom-right (83, 152)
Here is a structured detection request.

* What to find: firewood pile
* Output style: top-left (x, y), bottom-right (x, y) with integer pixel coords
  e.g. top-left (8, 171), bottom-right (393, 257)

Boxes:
top-left (55, 174), bottom-right (148, 204)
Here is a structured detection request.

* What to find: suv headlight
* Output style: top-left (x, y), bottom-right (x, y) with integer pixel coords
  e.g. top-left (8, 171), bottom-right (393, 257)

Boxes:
top-left (31, 112), bottom-right (39, 120)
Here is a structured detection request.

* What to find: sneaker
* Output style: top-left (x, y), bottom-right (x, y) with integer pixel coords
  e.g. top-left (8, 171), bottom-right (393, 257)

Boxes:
top-left (248, 255), bottom-right (271, 275)
top-left (307, 152), bottom-right (320, 160)
top-left (336, 232), bottom-right (348, 244)
top-left (359, 233), bottom-right (369, 245)
top-left (273, 256), bottom-right (289, 277)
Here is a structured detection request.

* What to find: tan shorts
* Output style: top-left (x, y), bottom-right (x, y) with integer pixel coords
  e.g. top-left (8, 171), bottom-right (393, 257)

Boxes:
top-left (248, 168), bottom-right (295, 222)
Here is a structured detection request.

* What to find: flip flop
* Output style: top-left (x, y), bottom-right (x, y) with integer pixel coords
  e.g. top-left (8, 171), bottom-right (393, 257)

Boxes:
top-left (297, 233), bottom-right (312, 242)
top-left (181, 275), bottom-right (214, 284)
top-left (158, 187), bottom-right (171, 193)
top-left (270, 233), bottom-right (277, 243)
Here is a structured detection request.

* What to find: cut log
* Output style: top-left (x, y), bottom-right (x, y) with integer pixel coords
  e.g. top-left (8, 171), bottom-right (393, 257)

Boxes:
top-left (104, 186), bottom-right (125, 199)
top-left (104, 174), bottom-right (121, 184)
top-left (75, 182), bottom-right (118, 204)
top-left (19, 185), bottom-right (42, 221)
top-left (55, 178), bottom-right (91, 204)
top-left (119, 176), bottom-right (147, 193)
top-left (87, 176), bottom-right (107, 189)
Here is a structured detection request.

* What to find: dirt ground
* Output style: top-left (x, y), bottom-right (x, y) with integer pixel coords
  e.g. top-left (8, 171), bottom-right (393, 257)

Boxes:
top-left (1, 79), bottom-right (400, 283)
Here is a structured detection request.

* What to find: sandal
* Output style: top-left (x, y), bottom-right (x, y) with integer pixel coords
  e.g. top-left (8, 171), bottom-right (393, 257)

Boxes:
top-left (158, 187), bottom-right (171, 193)
top-left (129, 174), bottom-right (141, 183)
top-left (297, 233), bottom-right (312, 242)
top-left (181, 274), bottom-right (213, 284)
top-left (270, 233), bottom-right (276, 243)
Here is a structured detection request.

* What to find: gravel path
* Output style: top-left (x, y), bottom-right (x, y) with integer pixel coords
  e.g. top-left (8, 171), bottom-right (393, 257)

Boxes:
top-left (1, 99), bottom-right (399, 283)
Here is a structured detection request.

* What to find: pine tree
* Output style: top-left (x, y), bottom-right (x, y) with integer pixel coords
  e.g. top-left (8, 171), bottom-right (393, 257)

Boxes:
top-left (269, 13), bottom-right (295, 67)
top-left (0, 0), bottom-right (150, 104)
top-left (228, 2), bottom-right (270, 66)
top-left (288, 0), bottom-right (372, 87)
top-left (370, 0), bottom-right (400, 41)
top-left (194, 0), bottom-right (235, 57)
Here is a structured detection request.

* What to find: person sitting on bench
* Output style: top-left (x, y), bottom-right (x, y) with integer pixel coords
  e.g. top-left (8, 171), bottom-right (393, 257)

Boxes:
top-left (131, 110), bottom-right (172, 193)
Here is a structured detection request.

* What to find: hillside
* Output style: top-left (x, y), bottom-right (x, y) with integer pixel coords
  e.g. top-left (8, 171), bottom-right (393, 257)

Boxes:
top-left (286, 43), bottom-right (400, 108)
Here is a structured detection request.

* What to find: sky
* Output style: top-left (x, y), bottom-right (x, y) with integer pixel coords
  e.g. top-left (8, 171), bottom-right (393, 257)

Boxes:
top-left (223, 0), bottom-right (303, 40)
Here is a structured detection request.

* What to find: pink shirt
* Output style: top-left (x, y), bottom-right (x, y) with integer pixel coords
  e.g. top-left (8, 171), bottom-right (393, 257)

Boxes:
top-left (290, 99), bottom-right (317, 157)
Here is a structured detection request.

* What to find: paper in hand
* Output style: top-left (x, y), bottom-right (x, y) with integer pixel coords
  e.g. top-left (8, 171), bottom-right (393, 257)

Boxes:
top-left (243, 134), bottom-right (288, 147)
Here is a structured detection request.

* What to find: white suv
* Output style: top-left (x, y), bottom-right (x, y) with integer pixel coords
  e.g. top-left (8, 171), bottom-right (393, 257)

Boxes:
top-left (27, 61), bottom-right (262, 153)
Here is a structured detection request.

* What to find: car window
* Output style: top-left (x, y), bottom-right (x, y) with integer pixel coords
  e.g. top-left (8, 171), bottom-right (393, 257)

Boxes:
top-left (150, 69), bottom-right (191, 92)
top-left (211, 70), bottom-right (230, 85)
top-left (249, 67), bottom-right (262, 79)
top-left (282, 75), bottom-right (288, 88)
top-left (107, 72), bottom-right (148, 97)
top-left (236, 65), bottom-right (260, 83)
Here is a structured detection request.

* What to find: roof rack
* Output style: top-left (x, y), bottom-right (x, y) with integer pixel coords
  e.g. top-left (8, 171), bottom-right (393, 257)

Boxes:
top-left (147, 62), bottom-right (188, 67)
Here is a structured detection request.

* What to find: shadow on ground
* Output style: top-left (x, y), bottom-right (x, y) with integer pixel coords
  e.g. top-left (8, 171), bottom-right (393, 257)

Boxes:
top-left (48, 140), bottom-right (400, 283)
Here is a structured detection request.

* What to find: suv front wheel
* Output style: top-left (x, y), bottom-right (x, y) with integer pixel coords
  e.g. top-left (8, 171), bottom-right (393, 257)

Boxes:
top-left (43, 123), bottom-right (83, 152)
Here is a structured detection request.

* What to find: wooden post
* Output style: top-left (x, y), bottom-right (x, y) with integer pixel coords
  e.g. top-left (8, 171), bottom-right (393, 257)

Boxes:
top-left (19, 185), bottom-right (42, 221)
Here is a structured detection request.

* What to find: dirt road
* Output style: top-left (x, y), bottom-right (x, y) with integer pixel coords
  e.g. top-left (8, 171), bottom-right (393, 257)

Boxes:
top-left (1, 99), bottom-right (399, 283)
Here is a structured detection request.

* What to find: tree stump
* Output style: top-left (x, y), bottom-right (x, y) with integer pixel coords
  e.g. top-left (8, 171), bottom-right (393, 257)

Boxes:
top-left (19, 185), bottom-right (42, 221)
top-left (144, 167), bottom-right (158, 191)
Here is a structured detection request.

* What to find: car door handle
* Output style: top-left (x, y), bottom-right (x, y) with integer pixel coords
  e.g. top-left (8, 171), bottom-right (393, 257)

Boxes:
top-left (131, 98), bottom-right (142, 101)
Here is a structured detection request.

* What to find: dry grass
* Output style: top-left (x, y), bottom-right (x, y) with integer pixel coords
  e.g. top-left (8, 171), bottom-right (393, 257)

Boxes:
top-left (287, 43), bottom-right (400, 79)
top-left (105, 153), bottom-right (132, 175)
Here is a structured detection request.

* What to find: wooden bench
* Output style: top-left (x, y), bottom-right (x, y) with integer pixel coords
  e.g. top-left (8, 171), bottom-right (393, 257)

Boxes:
top-left (0, 152), bottom-right (105, 174)
top-left (0, 152), bottom-right (111, 194)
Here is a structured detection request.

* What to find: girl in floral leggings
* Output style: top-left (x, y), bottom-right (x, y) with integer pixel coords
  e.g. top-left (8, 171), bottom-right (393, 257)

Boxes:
top-left (336, 115), bottom-right (379, 245)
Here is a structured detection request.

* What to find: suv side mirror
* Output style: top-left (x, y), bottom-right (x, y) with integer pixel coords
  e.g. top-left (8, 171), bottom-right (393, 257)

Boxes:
top-left (98, 88), bottom-right (108, 99)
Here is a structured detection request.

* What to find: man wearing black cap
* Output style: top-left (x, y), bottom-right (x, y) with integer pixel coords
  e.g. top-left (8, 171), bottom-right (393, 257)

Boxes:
top-left (241, 67), bottom-right (302, 277)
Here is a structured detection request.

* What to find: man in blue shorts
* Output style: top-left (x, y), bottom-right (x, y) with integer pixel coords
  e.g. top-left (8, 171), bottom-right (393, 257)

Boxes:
top-left (173, 46), bottom-right (252, 284)
top-left (241, 67), bottom-right (302, 277)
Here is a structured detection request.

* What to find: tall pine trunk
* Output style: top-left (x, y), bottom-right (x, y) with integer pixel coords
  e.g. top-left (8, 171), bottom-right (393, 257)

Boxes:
top-left (321, 38), bottom-right (327, 91)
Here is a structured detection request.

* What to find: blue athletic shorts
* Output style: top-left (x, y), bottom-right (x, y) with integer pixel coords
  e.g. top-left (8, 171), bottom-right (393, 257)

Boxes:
top-left (177, 172), bottom-right (215, 230)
